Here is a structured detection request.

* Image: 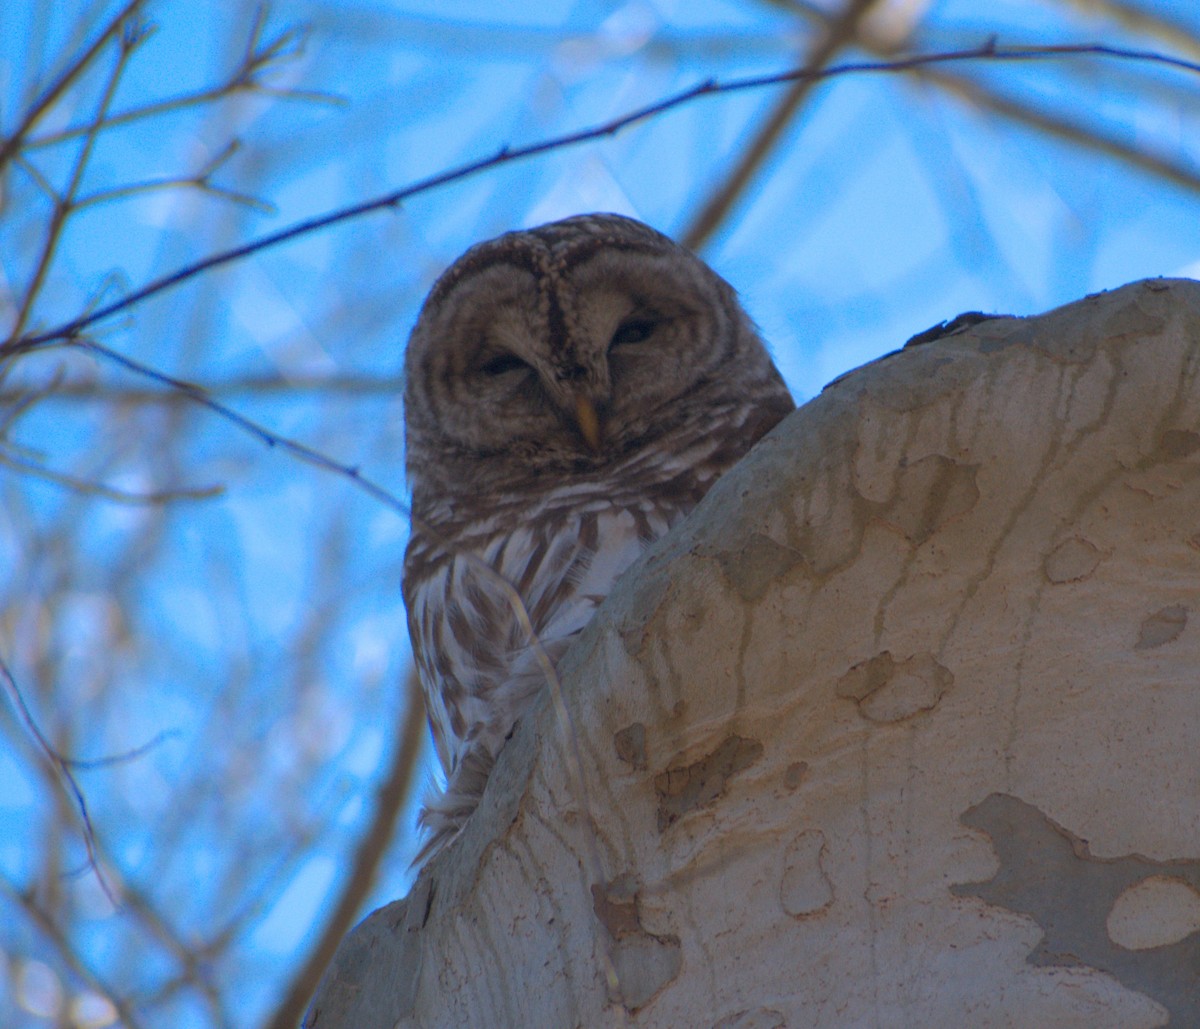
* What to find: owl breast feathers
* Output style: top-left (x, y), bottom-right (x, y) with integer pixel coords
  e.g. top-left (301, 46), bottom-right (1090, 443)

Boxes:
top-left (402, 213), bottom-right (794, 861)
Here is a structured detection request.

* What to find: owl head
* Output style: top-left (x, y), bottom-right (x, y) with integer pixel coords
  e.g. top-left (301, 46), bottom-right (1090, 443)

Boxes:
top-left (403, 213), bottom-right (781, 500)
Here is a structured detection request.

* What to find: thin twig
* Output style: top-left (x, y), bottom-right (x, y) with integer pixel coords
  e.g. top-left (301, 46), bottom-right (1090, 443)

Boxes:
top-left (0, 372), bottom-right (407, 403)
top-left (0, 0), bottom-right (145, 174)
top-left (0, 449), bottom-right (224, 504)
top-left (62, 337), bottom-right (410, 517)
top-left (23, 19), bottom-right (339, 152)
top-left (1059, 0), bottom-right (1200, 59)
top-left (922, 65), bottom-right (1200, 193)
top-left (5, 41), bottom-right (1198, 356)
top-left (9, 18), bottom-right (150, 341)
top-left (0, 367), bottom-right (67, 436)
top-left (12, 151), bottom-right (60, 201)
top-left (0, 873), bottom-right (142, 1029)
top-left (0, 657), bottom-right (117, 905)
top-left (99, 862), bottom-right (231, 1025)
top-left (70, 139), bottom-right (274, 212)
top-left (60, 729), bottom-right (182, 770)
top-left (75, 176), bottom-right (275, 215)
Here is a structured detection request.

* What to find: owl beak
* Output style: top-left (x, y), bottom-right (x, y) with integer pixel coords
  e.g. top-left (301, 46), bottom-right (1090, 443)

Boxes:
top-left (574, 395), bottom-right (603, 453)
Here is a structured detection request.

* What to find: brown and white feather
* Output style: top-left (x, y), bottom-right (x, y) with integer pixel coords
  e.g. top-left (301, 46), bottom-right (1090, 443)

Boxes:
top-left (402, 213), bottom-right (793, 861)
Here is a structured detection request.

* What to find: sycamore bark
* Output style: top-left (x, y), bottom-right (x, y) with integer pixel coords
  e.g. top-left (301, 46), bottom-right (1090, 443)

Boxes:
top-left (310, 278), bottom-right (1200, 1029)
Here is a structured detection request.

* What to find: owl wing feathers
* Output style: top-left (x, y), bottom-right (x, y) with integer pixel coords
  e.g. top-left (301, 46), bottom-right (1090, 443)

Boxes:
top-left (405, 492), bottom-right (671, 861)
top-left (401, 214), bottom-right (795, 862)
top-left (405, 401), bottom-right (789, 858)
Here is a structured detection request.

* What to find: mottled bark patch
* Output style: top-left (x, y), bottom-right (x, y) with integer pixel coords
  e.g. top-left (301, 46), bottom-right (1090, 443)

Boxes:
top-left (709, 532), bottom-right (803, 603)
top-left (1155, 428), bottom-right (1200, 459)
top-left (711, 1008), bottom-right (786, 1029)
top-left (592, 875), bottom-right (682, 1011)
top-left (1107, 876), bottom-right (1200, 950)
top-left (655, 735), bottom-right (763, 831)
top-left (879, 455), bottom-right (979, 545)
top-left (836, 652), bottom-right (953, 722)
top-left (780, 829), bottom-right (833, 918)
top-left (953, 793), bottom-right (1200, 1026)
top-left (614, 722), bottom-right (647, 770)
top-left (783, 761), bottom-right (808, 790)
top-left (1044, 537), bottom-right (1103, 583)
top-left (1135, 604), bottom-right (1187, 650)
top-left (591, 874), bottom-right (641, 937)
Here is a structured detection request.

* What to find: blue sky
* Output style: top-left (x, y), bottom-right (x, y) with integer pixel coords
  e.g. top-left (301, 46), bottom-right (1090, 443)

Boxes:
top-left (2, 1), bottom-right (1198, 1026)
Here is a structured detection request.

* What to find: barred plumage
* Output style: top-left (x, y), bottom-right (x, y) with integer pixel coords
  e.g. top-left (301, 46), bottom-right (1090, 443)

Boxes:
top-left (402, 213), bottom-right (794, 861)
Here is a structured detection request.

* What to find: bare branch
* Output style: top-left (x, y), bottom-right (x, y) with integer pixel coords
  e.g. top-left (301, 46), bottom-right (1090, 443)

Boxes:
top-left (0, 449), bottom-right (223, 504)
top-left (0, 874), bottom-right (142, 1029)
top-left (921, 65), bottom-right (1200, 193)
top-left (98, 867), bottom-right (231, 1026)
top-left (0, 657), bottom-right (116, 905)
top-left (56, 336), bottom-right (411, 519)
top-left (74, 141), bottom-right (276, 214)
top-left (60, 730), bottom-right (183, 770)
top-left (0, 366), bottom-right (66, 437)
top-left (0, 0), bottom-right (146, 174)
top-left (12, 151), bottom-right (60, 202)
top-left (0, 372), bottom-right (407, 404)
top-left (74, 174), bottom-right (276, 213)
top-left (8, 13), bottom-right (150, 341)
top-left (682, 0), bottom-right (885, 250)
top-left (22, 12), bottom-right (337, 153)
top-left (1060, 0), bottom-right (1200, 60)
top-left (5, 41), bottom-right (1198, 357)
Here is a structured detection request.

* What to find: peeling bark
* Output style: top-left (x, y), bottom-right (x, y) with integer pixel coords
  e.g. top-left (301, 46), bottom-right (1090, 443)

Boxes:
top-left (309, 279), bottom-right (1200, 1029)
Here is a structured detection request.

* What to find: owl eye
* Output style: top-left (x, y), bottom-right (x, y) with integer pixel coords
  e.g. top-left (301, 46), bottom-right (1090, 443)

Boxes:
top-left (480, 353), bottom-right (529, 377)
top-left (609, 318), bottom-right (657, 348)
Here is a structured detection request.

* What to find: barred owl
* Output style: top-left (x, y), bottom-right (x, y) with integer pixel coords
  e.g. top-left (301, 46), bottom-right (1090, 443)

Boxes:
top-left (403, 213), bottom-right (794, 860)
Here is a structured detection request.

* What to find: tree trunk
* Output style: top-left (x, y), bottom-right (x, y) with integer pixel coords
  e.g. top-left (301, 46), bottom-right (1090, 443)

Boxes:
top-left (309, 278), bottom-right (1200, 1029)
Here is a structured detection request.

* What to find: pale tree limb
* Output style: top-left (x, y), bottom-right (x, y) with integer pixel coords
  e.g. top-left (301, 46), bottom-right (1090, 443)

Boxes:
top-left (919, 66), bottom-right (1200, 193)
top-left (681, 0), bottom-right (885, 250)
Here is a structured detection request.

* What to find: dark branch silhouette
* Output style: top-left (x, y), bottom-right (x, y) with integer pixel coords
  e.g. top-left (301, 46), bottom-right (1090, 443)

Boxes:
top-left (0, 657), bottom-right (116, 904)
top-left (5, 41), bottom-right (1198, 357)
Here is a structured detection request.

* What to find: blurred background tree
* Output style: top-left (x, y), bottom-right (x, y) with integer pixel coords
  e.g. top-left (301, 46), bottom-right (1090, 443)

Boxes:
top-left (1, 1), bottom-right (1197, 1026)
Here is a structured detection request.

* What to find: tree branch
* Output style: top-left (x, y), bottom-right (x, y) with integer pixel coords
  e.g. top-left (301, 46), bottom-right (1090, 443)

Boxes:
top-left (0, 372), bottom-right (408, 404)
top-left (681, 0), bottom-right (884, 250)
top-left (921, 65), bottom-right (1200, 193)
top-left (8, 18), bottom-right (151, 341)
top-left (5, 41), bottom-right (1197, 357)
top-left (0, 0), bottom-right (145, 174)
top-left (0, 449), bottom-right (223, 504)
top-left (0, 657), bottom-right (115, 905)
top-left (0, 873), bottom-right (142, 1029)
